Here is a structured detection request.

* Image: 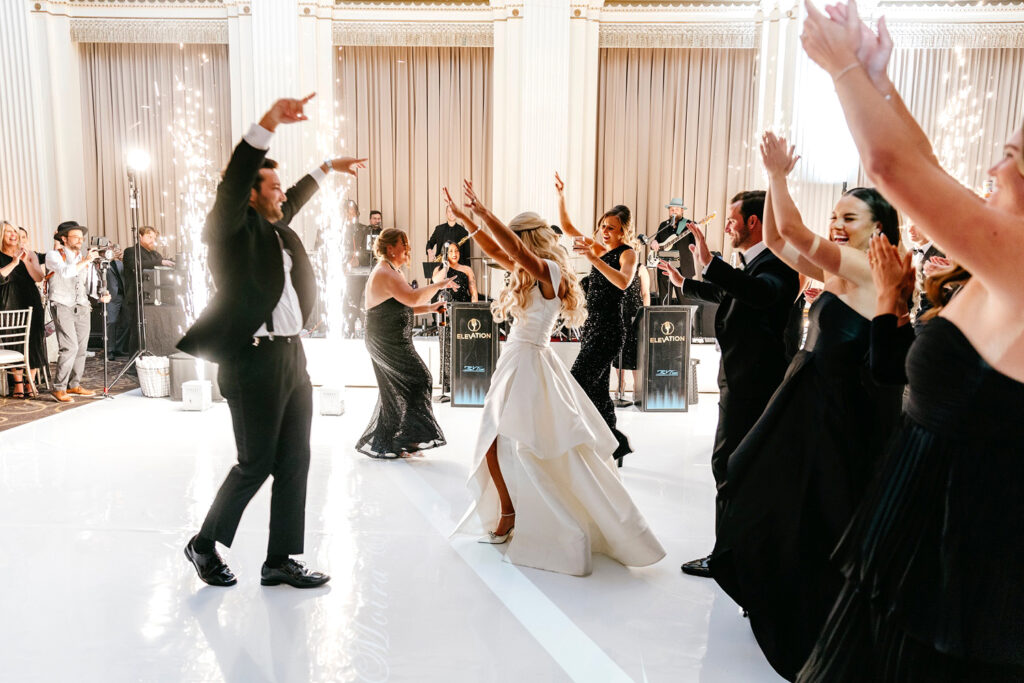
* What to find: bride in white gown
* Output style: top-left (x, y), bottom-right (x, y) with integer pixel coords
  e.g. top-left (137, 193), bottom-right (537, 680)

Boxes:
top-left (447, 182), bottom-right (665, 577)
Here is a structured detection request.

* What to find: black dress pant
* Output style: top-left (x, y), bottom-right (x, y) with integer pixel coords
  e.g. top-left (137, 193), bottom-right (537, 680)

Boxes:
top-left (200, 337), bottom-right (312, 555)
top-left (712, 386), bottom-right (772, 533)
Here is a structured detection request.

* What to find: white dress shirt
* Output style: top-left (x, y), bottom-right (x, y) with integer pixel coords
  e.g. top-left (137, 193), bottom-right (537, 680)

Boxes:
top-left (244, 123), bottom-right (325, 338)
top-left (45, 248), bottom-right (91, 308)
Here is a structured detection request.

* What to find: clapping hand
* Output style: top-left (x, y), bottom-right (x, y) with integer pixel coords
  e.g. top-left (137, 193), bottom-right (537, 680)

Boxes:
top-left (801, 0), bottom-right (863, 78)
top-left (868, 233), bottom-right (913, 316)
top-left (825, 4), bottom-right (893, 89)
top-left (923, 255), bottom-right (952, 278)
top-left (760, 132), bottom-right (800, 178)
top-left (657, 260), bottom-right (685, 287)
top-left (687, 221), bottom-right (713, 271)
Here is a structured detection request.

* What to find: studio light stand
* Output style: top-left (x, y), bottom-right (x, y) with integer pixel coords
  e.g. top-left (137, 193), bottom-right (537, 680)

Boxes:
top-left (108, 149), bottom-right (151, 394)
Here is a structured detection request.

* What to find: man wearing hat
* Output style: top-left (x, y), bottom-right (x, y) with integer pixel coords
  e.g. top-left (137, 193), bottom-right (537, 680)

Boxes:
top-left (649, 198), bottom-right (696, 303)
top-left (45, 221), bottom-right (104, 402)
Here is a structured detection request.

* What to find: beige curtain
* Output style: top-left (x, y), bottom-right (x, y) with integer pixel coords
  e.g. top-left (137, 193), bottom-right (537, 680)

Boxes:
top-left (879, 46), bottom-right (1024, 194)
top-left (595, 47), bottom-right (759, 255)
top-left (79, 43), bottom-right (232, 252)
top-left (334, 46), bottom-right (492, 283)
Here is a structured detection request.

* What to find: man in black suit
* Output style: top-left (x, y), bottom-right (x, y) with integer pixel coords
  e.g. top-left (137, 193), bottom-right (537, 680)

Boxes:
top-left (178, 94), bottom-right (365, 588)
top-left (658, 190), bottom-right (799, 577)
top-left (426, 205), bottom-right (470, 265)
top-left (117, 226), bottom-right (174, 356)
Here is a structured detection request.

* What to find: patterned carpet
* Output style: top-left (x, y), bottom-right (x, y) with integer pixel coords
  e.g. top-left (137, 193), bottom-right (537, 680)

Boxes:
top-left (0, 356), bottom-right (140, 432)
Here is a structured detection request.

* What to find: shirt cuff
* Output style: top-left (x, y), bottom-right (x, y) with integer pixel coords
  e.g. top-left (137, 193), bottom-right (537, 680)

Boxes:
top-left (244, 123), bottom-right (274, 150)
top-left (701, 258), bottom-right (715, 277)
top-left (309, 166), bottom-right (328, 186)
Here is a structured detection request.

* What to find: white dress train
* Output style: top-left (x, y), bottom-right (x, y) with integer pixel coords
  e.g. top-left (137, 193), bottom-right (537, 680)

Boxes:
top-left (454, 259), bottom-right (665, 576)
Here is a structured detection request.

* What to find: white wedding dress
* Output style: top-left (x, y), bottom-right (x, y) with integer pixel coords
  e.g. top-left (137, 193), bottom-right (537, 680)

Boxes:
top-left (454, 259), bottom-right (665, 576)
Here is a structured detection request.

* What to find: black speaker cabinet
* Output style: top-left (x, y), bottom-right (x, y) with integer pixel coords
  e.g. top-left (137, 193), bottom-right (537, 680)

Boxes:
top-left (449, 302), bottom-right (499, 407)
top-left (637, 305), bottom-right (696, 412)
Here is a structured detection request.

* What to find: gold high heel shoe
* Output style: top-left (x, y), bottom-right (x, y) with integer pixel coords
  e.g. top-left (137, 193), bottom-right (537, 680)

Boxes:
top-left (478, 512), bottom-right (515, 545)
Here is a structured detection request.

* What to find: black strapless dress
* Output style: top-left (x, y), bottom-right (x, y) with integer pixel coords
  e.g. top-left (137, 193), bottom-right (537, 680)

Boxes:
top-left (799, 317), bottom-right (1024, 682)
top-left (710, 291), bottom-right (904, 680)
top-left (356, 297), bottom-right (446, 458)
top-left (571, 244), bottom-right (632, 458)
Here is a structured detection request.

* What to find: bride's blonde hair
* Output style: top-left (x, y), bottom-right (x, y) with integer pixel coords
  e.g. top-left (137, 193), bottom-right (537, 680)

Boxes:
top-left (492, 212), bottom-right (587, 329)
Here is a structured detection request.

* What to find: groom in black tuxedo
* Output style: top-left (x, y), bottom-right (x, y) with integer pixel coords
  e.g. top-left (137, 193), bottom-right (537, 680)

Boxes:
top-left (178, 94), bottom-right (365, 588)
top-left (658, 190), bottom-right (799, 577)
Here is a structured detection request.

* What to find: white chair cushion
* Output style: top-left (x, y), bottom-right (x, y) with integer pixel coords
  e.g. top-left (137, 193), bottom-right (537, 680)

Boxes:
top-left (0, 349), bottom-right (26, 363)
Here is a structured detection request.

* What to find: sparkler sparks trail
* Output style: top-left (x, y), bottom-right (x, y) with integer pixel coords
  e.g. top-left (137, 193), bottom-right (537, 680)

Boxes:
top-left (171, 77), bottom-right (216, 330)
top-left (313, 105), bottom-right (354, 388)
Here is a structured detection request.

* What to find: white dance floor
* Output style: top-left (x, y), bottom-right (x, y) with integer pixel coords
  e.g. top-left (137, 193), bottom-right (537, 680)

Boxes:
top-left (0, 380), bottom-right (782, 682)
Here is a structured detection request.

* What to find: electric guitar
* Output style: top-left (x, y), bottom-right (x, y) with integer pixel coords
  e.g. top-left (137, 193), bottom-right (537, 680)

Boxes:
top-left (645, 212), bottom-right (716, 267)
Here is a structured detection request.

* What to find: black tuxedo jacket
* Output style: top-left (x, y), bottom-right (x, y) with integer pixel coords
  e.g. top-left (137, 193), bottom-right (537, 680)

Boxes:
top-left (177, 139), bottom-right (319, 363)
top-left (122, 245), bottom-right (165, 303)
top-left (682, 249), bottom-right (799, 398)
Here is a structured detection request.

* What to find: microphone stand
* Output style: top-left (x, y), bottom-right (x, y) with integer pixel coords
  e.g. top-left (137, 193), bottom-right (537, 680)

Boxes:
top-left (434, 261), bottom-right (451, 403)
top-left (108, 168), bottom-right (148, 392)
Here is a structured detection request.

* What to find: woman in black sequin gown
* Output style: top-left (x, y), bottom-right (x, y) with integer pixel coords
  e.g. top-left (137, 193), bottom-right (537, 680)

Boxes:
top-left (356, 229), bottom-right (457, 458)
top-left (555, 174), bottom-right (639, 461)
top-left (431, 241), bottom-right (477, 398)
top-left (612, 263), bottom-right (650, 403)
top-left (709, 134), bottom-right (904, 680)
top-left (797, 11), bottom-right (1024, 680)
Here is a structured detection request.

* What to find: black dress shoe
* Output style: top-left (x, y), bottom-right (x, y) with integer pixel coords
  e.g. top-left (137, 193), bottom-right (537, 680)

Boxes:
top-left (261, 559), bottom-right (330, 588)
top-left (184, 535), bottom-right (237, 587)
top-left (680, 555), bottom-right (713, 578)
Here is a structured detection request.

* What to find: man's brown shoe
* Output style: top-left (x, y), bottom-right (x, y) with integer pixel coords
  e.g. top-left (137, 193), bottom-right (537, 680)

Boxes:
top-left (67, 386), bottom-right (95, 397)
top-left (52, 390), bottom-right (74, 403)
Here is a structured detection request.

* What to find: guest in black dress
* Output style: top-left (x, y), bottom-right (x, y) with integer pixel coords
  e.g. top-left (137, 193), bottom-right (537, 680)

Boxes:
top-left (612, 264), bottom-right (649, 403)
top-left (799, 10), bottom-right (1024, 678)
top-left (0, 222), bottom-right (46, 396)
top-left (710, 133), bottom-right (904, 680)
top-left (555, 174), bottom-right (639, 461)
top-left (431, 241), bottom-right (477, 399)
top-left (357, 228), bottom-right (457, 458)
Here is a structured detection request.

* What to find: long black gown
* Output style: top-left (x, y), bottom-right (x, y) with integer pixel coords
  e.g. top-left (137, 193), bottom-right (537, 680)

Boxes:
top-left (799, 316), bottom-right (1024, 682)
top-left (356, 297), bottom-right (446, 458)
top-left (612, 270), bottom-right (642, 372)
top-left (571, 244), bottom-right (633, 458)
top-left (710, 291), bottom-right (903, 681)
top-left (0, 252), bottom-right (47, 371)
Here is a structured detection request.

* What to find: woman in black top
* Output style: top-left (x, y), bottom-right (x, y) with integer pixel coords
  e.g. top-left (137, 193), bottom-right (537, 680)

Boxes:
top-left (0, 221), bottom-right (46, 397)
top-left (431, 240), bottom-right (478, 398)
top-left (555, 174), bottom-right (639, 462)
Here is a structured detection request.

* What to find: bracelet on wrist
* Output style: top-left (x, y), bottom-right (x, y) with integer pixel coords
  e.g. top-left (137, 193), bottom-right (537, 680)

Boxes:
top-left (832, 62), bottom-right (861, 84)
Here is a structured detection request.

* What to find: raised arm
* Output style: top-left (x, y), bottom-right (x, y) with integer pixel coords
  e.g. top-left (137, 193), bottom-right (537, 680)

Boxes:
top-left (762, 132), bottom-right (871, 286)
top-left (554, 172), bottom-right (585, 239)
top-left (763, 179), bottom-right (825, 282)
top-left (280, 156), bottom-right (365, 227)
top-left (377, 266), bottom-right (457, 308)
top-left (464, 180), bottom-right (549, 284)
top-left (802, 0), bottom-right (1023, 295)
top-left (443, 186), bottom-right (514, 272)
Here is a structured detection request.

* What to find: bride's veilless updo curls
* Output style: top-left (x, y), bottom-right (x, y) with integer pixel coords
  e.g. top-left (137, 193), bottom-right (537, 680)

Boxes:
top-left (373, 228), bottom-right (408, 261)
top-left (491, 212), bottom-right (588, 329)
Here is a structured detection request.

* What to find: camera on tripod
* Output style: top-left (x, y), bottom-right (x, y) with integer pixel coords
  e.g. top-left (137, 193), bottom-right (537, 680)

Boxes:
top-left (89, 235), bottom-right (120, 263)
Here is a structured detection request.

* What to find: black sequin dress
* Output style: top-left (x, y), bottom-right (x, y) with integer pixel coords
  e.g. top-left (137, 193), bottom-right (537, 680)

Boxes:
top-left (0, 252), bottom-right (46, 370)
top-left (434, 267), bottom-right (472, 393)
top-left (612, 270), bottom-right (642, 371)
top-left (571, 244), bottom-right (633, 458)
top-left (710, 291), bottom-right (904, 680)
top-left (356, 297), bottom-right (446, 458)
top-left (798, 317), bottom-right (1024, 682)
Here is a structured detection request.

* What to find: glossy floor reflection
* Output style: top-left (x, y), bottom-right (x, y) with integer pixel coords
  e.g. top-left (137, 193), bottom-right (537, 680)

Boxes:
top-left (0, 388), bottom-right (782, 682)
